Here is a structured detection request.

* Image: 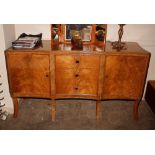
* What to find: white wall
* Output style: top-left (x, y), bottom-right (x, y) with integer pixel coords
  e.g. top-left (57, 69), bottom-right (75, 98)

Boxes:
top-left (0, 25), bottom-right (6, 49)
top-left (3, 25), bottom-right (16, 48)
top-left (0, 24), bottom-right (15, 113)
top-left (15, 24), bottom-right (50, 40)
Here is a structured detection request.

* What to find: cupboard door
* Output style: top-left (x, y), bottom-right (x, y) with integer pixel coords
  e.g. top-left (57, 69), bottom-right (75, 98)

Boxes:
top-left (102, 55), bottom-right (149, 99)
top-left (7, 53), bottom-right (50, 97)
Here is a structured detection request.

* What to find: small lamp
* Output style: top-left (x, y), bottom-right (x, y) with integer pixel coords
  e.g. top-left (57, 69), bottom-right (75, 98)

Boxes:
top-left (112, 24), bottom-right (127, 51)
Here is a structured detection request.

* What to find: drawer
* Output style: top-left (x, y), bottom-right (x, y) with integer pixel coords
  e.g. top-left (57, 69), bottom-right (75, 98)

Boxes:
top-left (56, 55), bottom-right (100, 69)
top-left (56, 55), bottom-right (76, 69)
top-left (80, 55), bottom-right (100, 69)
top-left (56, 69), bottom-right (75, 94)
top-left (55, 68), bottom-right (99, 95)
top-left (77, 68), bottom-right (99, 95)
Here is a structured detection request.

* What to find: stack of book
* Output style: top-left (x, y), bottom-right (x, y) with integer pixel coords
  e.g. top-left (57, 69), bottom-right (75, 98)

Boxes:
top-left (12, 37), bottom-right (40, 49)
top-left (12, 33), bottom-right (42, 49)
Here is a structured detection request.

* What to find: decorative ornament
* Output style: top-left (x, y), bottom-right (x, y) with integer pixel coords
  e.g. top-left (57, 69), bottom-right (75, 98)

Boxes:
top-left (112, 24), bottom-right (127, 51)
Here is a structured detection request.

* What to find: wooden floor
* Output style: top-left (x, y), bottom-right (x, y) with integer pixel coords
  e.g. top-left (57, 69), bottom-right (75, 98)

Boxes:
top-left (0, 99), bottom-right (155, 130)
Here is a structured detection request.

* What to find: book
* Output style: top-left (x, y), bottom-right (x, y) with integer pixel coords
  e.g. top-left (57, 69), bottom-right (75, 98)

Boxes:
top-left (12, 33), bottom-right (42, 49)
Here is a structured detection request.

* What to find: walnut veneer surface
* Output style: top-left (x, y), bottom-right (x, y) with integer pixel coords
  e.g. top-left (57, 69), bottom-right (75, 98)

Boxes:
top-left (5, 40), bottom-right (151, 121)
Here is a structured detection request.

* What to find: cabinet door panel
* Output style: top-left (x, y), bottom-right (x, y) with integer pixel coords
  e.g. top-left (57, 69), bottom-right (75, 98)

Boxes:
top-left (7, 53), bottom-right (50, 97)
top-left (102, 55), bottom-right (148, 99)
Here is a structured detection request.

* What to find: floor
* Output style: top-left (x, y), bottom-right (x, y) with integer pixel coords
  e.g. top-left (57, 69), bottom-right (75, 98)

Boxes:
top-left (0, 99), bottom-right (155, 130)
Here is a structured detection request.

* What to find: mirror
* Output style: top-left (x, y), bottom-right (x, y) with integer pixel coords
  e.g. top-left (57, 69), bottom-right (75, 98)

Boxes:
top-left (51, 24), bottom-right (107, 45)
top-left (65, 24), bottom-right (92, 41)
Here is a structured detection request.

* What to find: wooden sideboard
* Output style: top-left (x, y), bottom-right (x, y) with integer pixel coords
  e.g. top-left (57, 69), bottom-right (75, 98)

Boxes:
top-left (5, 41), bottom-right (151, 121)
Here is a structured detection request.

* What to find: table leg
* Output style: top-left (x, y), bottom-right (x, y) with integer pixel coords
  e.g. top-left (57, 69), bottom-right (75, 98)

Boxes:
top-left (12, 97), bottom-right (18, 118)
top-left (51, 99), bottom-right (56, 122)
top-left (96, 100), bottom-right (101, 121)
top-left (134, 100), bottom-right (140, 120)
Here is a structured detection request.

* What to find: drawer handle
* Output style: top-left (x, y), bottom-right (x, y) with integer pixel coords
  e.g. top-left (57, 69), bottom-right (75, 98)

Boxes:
top-left (75, 74), bottom-right (79, 77)
top-left (0, 90), bottom-right (3, 93)
top-left (76, 60), bottom-right (79, 63)
top-left (45, 74), bottom-right (49, 77)
top-left (75, 87), bottom-right (78, 90)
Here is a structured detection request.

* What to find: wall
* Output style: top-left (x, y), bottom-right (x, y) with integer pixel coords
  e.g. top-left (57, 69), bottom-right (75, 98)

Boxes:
top-left (15, 24), bottom-right (50, 40)
top-left (0, 24), bottom-right (15, 113)
top-left (3, 25), bottom-right (16, 48)
top-left (0, 25), bottom-right (6, 49)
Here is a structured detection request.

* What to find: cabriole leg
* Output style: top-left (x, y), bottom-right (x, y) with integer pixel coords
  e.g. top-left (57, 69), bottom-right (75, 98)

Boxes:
top-left (96, 100), bottom-right (102, 121)
top-left (51, 99), bottom-right (56, 122)
top-left (134, 100), bottom-right (140, 120)
top-left (12, 97), bottom-right (19, 118)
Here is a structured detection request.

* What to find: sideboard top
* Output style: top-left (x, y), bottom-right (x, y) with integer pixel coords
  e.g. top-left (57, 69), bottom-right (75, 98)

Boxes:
top-left (6, 40), bottom-right (150, 55)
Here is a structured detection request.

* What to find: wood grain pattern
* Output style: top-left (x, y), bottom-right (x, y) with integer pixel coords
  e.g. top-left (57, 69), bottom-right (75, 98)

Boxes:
top-left (6, 52), bottom-right (50, 97)
top-left (5, 41), bottom-right (151, 121)
top-left (55, 55), bottom-right (100, 96)
top-left (77, 68), bottom-right (99, 95)
top-left (56, 69), bottom-right (75, 95)
top-left (102, 55), bottom-right (149, 100)
top-left (50, 54), bottom-right (56, 97)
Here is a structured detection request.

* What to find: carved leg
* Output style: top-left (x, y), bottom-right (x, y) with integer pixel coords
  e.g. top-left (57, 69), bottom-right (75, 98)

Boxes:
top-left (12, 97), bottom-right (19, 118)
top-left (51, 99), bottom-right (56, 122)
top-left (96, 100), bottom-right (102, 121)
top-left (133, 100), bottom-right (140, 120)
